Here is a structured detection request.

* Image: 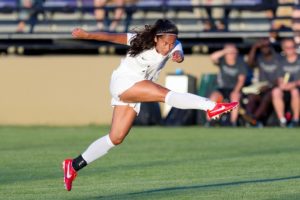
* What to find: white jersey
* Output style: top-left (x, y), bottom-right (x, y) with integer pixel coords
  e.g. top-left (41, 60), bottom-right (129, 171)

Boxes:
top-left (110, 33), bottom-right (184, 114)
top-left (115, 33), bottom-right (183, 81)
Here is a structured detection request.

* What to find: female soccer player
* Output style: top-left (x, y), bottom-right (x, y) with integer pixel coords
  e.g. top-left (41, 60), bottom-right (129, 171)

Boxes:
top-left (63, 19), bottom-right (238, 191)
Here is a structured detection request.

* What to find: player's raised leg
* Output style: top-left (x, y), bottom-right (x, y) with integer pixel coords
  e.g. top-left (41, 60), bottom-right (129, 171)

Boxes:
top-left (120, 80), bottom-right (239, 119)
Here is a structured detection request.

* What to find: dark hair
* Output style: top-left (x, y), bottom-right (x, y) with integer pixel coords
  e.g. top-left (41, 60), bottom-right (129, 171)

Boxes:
top-left (128, 19), bottom-right (178, 57)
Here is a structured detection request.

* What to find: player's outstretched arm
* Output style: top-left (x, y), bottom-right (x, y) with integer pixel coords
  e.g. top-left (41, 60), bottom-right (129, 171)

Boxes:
top-left (72, 28), bottom-right (127, 45)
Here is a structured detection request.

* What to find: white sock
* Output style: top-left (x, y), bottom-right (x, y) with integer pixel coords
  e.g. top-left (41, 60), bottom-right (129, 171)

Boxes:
top-left (82, 135), bottom-right (115, 164)
top-left (165, 91), bottom-right (216, 111)
top-left (279, 118), bottom-right (287, 124)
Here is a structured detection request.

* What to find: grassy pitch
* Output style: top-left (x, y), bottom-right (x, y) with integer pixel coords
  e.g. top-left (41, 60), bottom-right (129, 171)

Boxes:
top-left (1, 126), bottom-right (300, 200)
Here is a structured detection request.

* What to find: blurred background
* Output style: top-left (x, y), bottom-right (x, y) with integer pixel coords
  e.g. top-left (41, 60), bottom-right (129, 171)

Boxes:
top-left (0, 0), bottom-right (299, 127)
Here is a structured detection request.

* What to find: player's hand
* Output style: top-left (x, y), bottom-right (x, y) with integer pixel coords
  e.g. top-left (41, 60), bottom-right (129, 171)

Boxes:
top-left (172, 50), bottom-right (184, 63)
top-left (72, 28), bottom-right (89, 39)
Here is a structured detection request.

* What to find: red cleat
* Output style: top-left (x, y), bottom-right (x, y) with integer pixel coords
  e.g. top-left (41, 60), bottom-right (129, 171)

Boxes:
top-left (62, 159), bottom-right (77, 191)
top-left (207, 102), bottom-right (239, 120)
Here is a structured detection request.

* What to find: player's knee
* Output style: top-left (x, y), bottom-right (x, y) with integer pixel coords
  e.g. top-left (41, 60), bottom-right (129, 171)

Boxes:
top-left (109, 133), bottom-right (126, 145)
top-left (110, 137), bottom-right (123, 145)
top-left (157, 85), bottom-right (169, 102)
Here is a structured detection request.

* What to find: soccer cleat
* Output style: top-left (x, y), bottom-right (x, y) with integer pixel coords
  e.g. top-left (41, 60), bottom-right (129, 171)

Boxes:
top-left (207, 102), bottom-right (239, 120)
top-left (62, 159), bottom-right (77, 191)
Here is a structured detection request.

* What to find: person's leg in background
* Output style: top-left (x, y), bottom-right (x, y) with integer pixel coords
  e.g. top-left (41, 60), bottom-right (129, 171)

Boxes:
top-left (209, 90), bottom-right (224, 103)
top-left (289, 88), bottom-right (299, 126)
top-left (94, 0), bottom-right (107, 30)
top-left (253, 90), bottom-right (273, 123)
top-left (28, 0), bottom-right (43, 33)
top-left (17, 0), bottom-right (33, 32)
top-left (217, 7), bottom-right (231, 31)
top-left (109, 0), bottom-right (125, 31)
top-left (272, 87), bottom-right (286, 127)
top-left (230, 90), bottom-right (241, 126)
top-left (245, 93), bottom-right (261, 116)
top-left (203, 7), bottom-right (216, 31)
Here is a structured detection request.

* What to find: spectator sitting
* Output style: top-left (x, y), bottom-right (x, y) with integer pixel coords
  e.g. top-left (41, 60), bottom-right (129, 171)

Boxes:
top-left (272, 38), bottom-right (300, 127)
top-left (226, 0), bottom-right (278, 32)
top-left (93, 0), bottom-right (125, 31)
top-left (17, 0), bottom-right (33, 32)
top-left (17, 0), bottom-right (44, 33)
top-left (270, 0), bottom-right (294, 43)
top-left (195, 0), bottom-right (229, 32)
top-left (245, 38), bottom-right (281, 125)
top-left (207, 43), bottom-right (248, 126)
top-left (197, 0), bottom-right (276, 32)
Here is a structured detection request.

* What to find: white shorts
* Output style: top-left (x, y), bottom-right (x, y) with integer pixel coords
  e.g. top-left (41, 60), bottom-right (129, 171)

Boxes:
top-left (110, 69), bottom-right (144, 114)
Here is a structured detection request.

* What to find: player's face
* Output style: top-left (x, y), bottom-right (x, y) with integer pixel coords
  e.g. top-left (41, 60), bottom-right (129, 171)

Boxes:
top-left (155, 35), bottom-right (177, 56)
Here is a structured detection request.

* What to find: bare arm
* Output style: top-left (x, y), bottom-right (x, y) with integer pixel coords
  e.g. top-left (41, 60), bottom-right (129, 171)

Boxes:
top-left (247, 42), bottom-right (260, 68)
top-left (72, 28), bottom-right (128, 45)
top-left (210, 49), bottom-right (227, 65)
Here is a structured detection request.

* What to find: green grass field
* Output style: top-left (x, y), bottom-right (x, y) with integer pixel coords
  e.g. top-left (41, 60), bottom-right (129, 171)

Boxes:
top-left (1, 126), bottom-right (300, 200)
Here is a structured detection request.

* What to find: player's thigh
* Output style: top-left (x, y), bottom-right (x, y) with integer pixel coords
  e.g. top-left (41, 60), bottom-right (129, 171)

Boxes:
top-left (109, 105), bottom-right (137, 145)
top-left (119, 80), bottom-right (170, 103)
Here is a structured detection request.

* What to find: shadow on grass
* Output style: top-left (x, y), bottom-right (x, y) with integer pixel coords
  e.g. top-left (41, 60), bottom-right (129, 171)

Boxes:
top-left (94, 175), bottom-right (300, 200)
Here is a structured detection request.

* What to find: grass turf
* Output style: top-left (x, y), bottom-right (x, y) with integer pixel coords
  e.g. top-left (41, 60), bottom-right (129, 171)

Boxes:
top-left (0, 126), bottom-right (300, 200)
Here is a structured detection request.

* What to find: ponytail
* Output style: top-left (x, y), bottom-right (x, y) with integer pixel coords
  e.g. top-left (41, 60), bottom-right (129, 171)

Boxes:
top-left (128, 19), bottom-right (178, 57)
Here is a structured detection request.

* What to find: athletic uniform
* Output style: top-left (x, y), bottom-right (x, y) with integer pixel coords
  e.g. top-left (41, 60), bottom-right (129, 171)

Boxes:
top-left (110, 33), bottom-right (183, 114)
top-left (63, 30), bottom-right (240, 192)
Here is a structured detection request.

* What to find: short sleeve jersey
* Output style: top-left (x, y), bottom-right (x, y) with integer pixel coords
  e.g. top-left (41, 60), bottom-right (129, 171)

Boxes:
top-left (217, 56), bottom-right (248, 89)
top-left (115, 33), bottom-right (183, 81)
top-left (277, 54), bottom-right (300, 82)
top-left (256, 51), bottom-right (281, 84)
